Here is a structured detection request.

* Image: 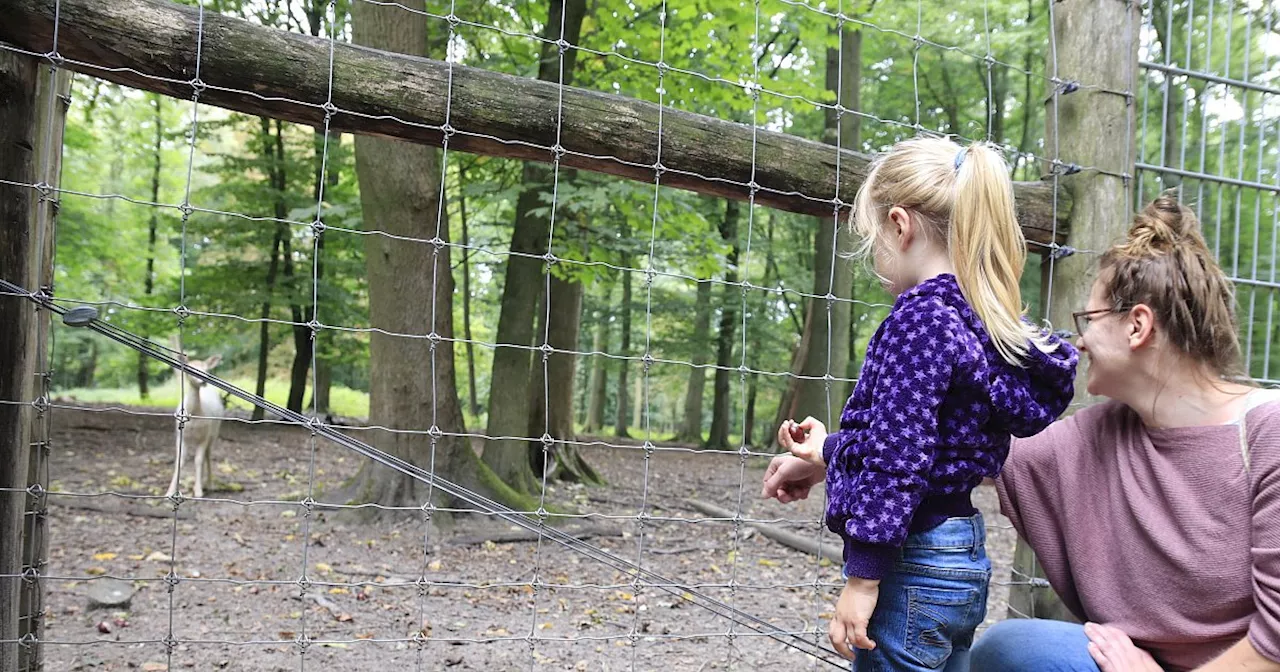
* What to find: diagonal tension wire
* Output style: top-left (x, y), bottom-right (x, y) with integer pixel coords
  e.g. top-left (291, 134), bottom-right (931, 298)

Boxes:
top-left (0, 276), bottom-right (848, 669)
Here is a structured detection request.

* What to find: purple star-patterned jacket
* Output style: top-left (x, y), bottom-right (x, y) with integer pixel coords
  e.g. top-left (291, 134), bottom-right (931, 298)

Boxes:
top-left (822, 274), bottom-right (1077, 580)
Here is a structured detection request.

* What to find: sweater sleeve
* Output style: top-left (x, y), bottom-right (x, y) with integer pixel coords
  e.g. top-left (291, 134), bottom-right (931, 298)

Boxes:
top-left (993, 404), bottom-right (1106, 624)
top-left (826, 299), bottom-right (957, 579)
top-left (1247, 407), bottom-right (1280, 663)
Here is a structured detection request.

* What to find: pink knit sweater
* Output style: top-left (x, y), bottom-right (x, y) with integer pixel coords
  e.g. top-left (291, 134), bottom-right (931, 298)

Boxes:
top-left (996, 394), bottom-right (1280, 671)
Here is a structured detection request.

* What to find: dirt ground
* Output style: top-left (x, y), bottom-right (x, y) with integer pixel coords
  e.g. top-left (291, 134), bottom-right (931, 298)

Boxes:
top-left (37, 404), bottom-right (1018, 671)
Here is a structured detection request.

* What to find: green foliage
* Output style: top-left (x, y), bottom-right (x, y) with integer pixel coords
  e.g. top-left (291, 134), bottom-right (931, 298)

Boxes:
top-left (46, 0), bottom-right (1279, 437)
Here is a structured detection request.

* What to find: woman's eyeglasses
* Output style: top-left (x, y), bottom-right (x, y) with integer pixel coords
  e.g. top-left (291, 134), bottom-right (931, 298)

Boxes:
top-left (1071, 307), bottom-right (1127, 336)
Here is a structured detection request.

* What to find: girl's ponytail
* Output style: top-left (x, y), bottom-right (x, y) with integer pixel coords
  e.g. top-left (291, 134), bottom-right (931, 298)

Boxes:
top-left (950, 143), bottom-right (1044, 364)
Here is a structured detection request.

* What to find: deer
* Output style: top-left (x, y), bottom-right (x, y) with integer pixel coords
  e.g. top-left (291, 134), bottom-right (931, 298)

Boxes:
top-left (166, 355), bottom-right (224, 499)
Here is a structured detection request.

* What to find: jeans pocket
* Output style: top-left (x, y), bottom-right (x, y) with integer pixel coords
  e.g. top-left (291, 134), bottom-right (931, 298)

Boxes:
top-left (904, 585), bottom-right (979, 669)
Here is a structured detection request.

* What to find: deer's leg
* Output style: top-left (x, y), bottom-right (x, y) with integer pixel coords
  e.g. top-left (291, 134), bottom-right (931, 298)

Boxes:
top-left (202, 439), bottom-right (213, 494)
top-left (193, 437), bottom-right (205, 499)
top-left (166, 429), bottom-right (184, 498)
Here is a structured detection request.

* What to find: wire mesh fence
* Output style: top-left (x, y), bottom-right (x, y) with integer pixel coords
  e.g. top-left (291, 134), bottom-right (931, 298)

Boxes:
top-left (3, 0), bottom-right (1272, 669)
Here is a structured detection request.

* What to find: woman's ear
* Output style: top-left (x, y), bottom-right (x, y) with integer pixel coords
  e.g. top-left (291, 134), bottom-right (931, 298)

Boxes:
top-left (1127, 304), bottom-right (1156, 350)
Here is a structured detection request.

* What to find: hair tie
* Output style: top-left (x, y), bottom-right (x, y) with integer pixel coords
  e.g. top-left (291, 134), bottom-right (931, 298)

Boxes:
top-left (954, 147), bottom-right (968, 171)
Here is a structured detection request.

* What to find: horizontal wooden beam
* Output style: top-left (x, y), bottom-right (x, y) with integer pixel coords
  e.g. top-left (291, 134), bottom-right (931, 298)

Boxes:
top-left (0, 0), bottom-right (1069, 245)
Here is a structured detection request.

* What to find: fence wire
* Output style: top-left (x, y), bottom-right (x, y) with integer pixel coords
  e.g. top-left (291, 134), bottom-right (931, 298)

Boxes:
top-left (0, 0), bottom-right (1175, 668)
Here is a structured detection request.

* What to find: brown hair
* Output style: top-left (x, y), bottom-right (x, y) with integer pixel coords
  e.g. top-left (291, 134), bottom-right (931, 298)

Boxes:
top-left (852, 137), bottom-right (1047, 364)
top-left (1098, 194), bottom-right (1242, 378)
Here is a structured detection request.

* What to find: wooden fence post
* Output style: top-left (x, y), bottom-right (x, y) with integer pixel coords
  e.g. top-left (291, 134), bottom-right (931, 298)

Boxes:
top-left (1007, 0), bottom-right (1140, 621)
top-left (0, 51), bottom-right (70, 671)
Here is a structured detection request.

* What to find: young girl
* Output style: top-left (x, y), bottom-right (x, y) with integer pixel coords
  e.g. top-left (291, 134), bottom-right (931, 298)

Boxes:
top-left (776, 137), bottom-right (1078, 671)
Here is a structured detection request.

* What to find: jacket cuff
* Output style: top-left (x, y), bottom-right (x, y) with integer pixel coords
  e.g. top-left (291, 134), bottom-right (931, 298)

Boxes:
top-left (842, 538), bottom-right (898, 580)
top-left (822, 430), bottom-right (843, 467)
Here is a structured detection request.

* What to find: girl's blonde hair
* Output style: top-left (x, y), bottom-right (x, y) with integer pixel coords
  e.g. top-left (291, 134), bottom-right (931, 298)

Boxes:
top-left (852, 137), bottom-right (1046, 364)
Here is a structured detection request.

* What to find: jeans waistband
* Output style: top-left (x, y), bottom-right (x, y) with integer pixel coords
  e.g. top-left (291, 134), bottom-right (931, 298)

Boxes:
top-left (901, 512), bottom-right (985, 551)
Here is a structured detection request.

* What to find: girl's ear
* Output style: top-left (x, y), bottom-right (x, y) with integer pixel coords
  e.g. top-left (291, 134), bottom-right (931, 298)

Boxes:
top-left (887, 206), bottom-right (915, 252)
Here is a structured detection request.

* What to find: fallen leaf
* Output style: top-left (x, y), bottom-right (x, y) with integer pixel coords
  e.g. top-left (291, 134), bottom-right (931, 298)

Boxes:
top-left (278, 631), bottom-right (296, 639)
top-left (144, 551), bottom-right (171, 562)
top-left (92, 552), bottom-right (117, 561)
top-left (141, 663), bottom-right (167, 672)
top-left (328, 587), bottom-right (349, 595)
top-left (336, 613), bottom-right (353, 623)
top-left (314, 562), bottom-right (332, 575)
top-left (86, 567), bottom-right (106, 576)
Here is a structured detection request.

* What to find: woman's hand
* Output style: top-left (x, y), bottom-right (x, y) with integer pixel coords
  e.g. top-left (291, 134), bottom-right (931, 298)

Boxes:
top-left (1085, 623), bottom-right (1162, 672)
top-left (779, 417), bottom-right (829, 467)
top-left (830, 577), bottom-right (880, 660)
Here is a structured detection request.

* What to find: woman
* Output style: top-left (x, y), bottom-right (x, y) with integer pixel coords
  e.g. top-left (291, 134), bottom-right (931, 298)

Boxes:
top-left (763, 195), bottom-right (1280, 672)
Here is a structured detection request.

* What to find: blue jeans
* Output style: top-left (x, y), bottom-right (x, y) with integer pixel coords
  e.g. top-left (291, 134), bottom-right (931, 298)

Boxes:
top-left (970, 619), bottom-right (1100, 671)
top-left (850, 514), bottom-right (991, 672)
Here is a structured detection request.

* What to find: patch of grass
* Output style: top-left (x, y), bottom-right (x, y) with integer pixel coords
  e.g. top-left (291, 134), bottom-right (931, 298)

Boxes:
top-left (58, 378), bottom-right (370, 419)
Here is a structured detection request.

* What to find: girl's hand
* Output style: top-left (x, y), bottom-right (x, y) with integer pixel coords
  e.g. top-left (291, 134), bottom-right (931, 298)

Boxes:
top-left (761, 454), bottom-right (825, 502)
top-left (830, 577), bottom-right (879, 660)
top-left (778, 417), bottom-right (828, 468)
top-left (1085, 623), bottom-right (1162, 672)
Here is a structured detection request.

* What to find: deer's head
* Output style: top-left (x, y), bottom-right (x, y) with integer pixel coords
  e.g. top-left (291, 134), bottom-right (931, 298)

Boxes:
top-left (181, 354), bottom-right (222, 389)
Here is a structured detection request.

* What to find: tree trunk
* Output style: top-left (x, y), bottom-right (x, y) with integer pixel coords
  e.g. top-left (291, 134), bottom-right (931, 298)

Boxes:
top-left (780, 24), bottom-right (859, 435)
top-left (458, 164), bottom-right (480, 418)
top-left (253, 117), bottom-right (285, 422)
top-left (138, 93), bottom-right (162, 399)
top-left (481, 0), bottom-right (587, 493)
top-left (585, 307), bottom-right (609, 433)
top-left (307, 118), bottom-right (334, 414)
top-left (743, 371), bottom-right (759, 448)
top-left (0, 0), bottom-right (1071, 242)
top-left (613, 224), bottom-right (633, 439)
top-left (992, 64), bottom-right (1007, 143)
top-left (263, 116), bottom-right (314, 415)
top-left (284, 235), bottom-right (313, 413)
top-left (706, 199), bottom-right (741, 451)
top-left (527, 273), bottom-right (602, 484)
top-left (1016, 0), bottom-right (1035, 179)
top-left (342, 0), bottom-right (538, 517)
top-left (254, 225), bottom-right (283, 422)
top-left (674, 277), bottom-right (712, 443)
top-left (632, 366), bottom-right (644, 429)
top-left (79, 340), bottom-right (98, 387)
